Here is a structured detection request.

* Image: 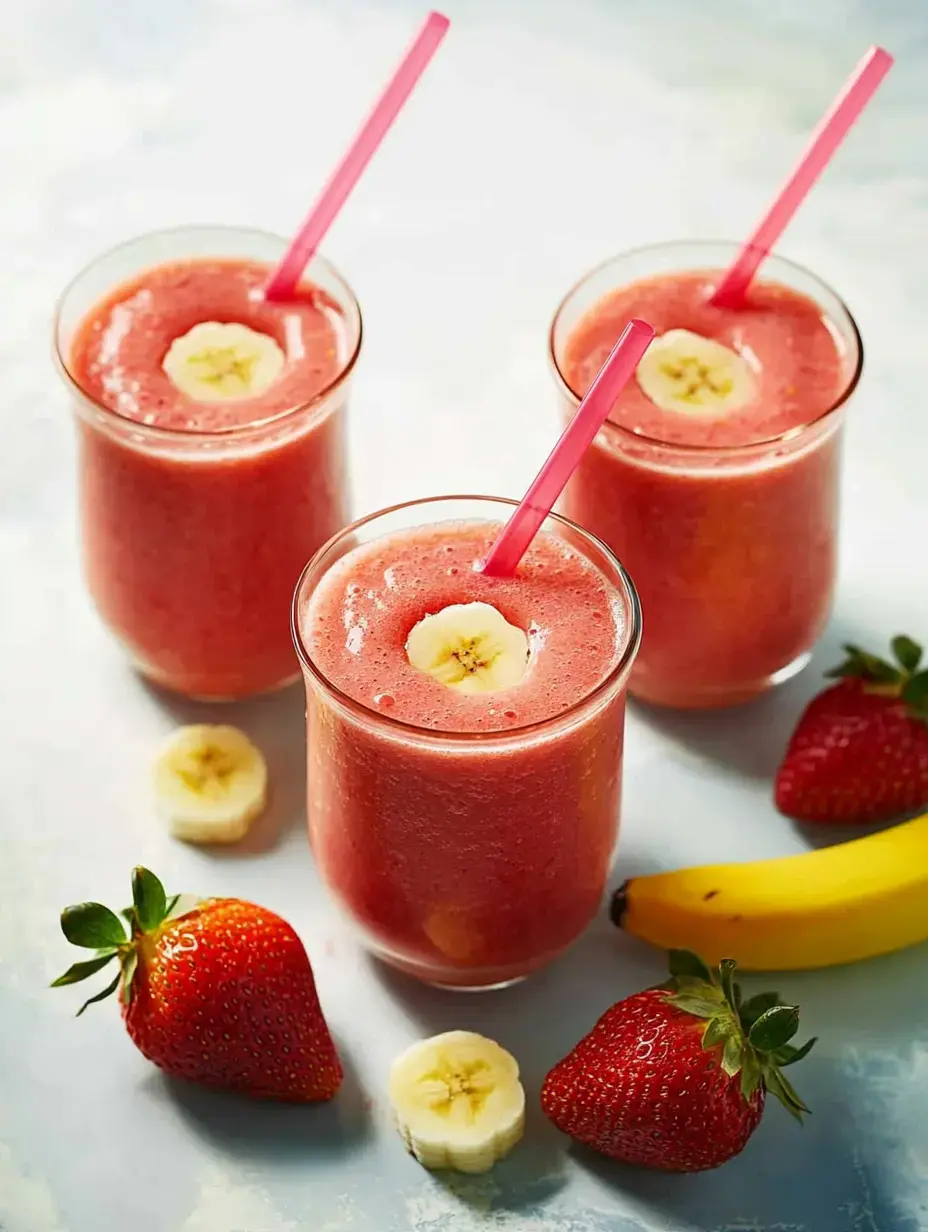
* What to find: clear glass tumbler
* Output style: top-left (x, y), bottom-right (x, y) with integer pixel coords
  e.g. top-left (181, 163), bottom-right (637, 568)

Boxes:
top-left (54, 225), bottom-right (362, 701)
top-left (550, 241), bottom-right (862, 709)
top-left (292, 496), bottom-right (642, 989)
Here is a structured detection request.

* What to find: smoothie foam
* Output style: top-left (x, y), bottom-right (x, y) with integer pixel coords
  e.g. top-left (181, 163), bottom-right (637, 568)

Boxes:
top-left (303, 521), bottom-right (622, 732)
top-left (563, 270), bottom-right (847, 446)
top-left (70, 258), bottom-right (344, 430)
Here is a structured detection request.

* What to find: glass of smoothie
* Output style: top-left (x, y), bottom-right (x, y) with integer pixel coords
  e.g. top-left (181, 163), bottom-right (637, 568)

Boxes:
top-left (292, 495), bottom-right (641, 989)
top-left (54, 225), bottom-right (362, 700)
top-left (550, 241), bottom-right (862, 710)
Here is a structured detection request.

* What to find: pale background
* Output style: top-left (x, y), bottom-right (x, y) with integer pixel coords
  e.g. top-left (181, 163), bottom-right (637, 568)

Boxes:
top-left (2, 1), bottom-right (927, 1229)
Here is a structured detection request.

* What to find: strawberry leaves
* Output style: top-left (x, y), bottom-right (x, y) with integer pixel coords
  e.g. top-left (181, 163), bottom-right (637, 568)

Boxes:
top-left (763, 1067), bottom-right (809, 1121)
top-left (51, 951), bottom-right (120, 987)
top-left (739, 990), bottom-right (781, 1028)
top-left (719, 958), bottom-right (738, 1010)
top-left (747, 1005), bottom-right (799, 1052)
top-left (892, 636), bottom-right (923, 674)
top-left (61, 903), bottom-right (127, 949)
top-left (826, 643), bottom-right (900, 684)
top-left (739, 1050), bottom-right (763, 1101)
top-left (774, 1037), bottom-right (818, 1068)
top-left (826, 635), bottom-right (928, 723)
top-left (903, 671), bottom-right (928, 719)
top-left (52, 868), bottom-right (187, 1016)
top-left (668, 949), bottom-right (713, 983)
top-left (663, 951), bottom-right (814, 1121)
top-left (76, 972), bottom-right (122, 1017)
top-left (702, 1016), bottom-right (730, 1049)
top-left (121, 950), bottom-right (139, 1008)
top-left (668, 991), bottom-right (727, 1018)
top-left (721, 1033), bottom-right (743, 1078)
top-left (129, 867), bottom-right (168, 933)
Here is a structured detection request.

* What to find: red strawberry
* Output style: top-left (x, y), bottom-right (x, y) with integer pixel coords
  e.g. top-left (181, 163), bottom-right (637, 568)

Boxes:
top-left (775, 635), bottom-right (928, 824)
top-left (52, 867), bottom-right (342, 1102)
top-left (541, 951), bottom-right (814, 1173)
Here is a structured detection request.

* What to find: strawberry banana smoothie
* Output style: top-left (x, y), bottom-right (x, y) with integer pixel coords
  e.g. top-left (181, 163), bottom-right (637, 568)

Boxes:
top-left (55, 227), bottom-right (361, 700)
top-left (293, 497), bottom-right (641, 989)
top-left (553, 242), bottom-right (862, 709)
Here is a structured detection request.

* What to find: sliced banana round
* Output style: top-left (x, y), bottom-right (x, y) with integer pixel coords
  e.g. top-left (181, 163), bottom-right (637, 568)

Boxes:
top-left (154, 724), bottom-right (268, 845)
top-left (162, 321), bottom-right (285, 402)
top-left (406, 602), bottom-right (529, 695)
top-left (389, 1031), bottom-right (526, 1174)
top-left (635, 328), bottom-right (757, 416)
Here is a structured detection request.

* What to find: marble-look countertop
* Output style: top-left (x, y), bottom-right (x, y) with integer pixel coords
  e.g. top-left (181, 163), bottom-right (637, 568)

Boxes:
top-left (2, 1), bottom-right (927, 1229)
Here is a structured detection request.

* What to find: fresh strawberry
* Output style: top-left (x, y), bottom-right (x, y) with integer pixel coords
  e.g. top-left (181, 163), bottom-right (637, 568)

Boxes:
top-left (775, 635), bottom-right (928, 824)
top-left (540, 951), bottom-right (814, 1173)
top-left (52, 867), bottom-right (342, 1102)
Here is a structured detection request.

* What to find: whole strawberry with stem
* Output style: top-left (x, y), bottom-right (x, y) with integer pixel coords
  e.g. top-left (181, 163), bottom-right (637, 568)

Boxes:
top-left (541, 951), bottom-right (815, 1173)
top-left (52, 867), bottom-right (342, 1102)
top-left (775, 635), bottom-right (928, 825)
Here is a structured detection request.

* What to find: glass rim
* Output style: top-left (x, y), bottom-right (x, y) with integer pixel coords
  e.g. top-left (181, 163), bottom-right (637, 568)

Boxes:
top-left (52, 223), bottom-right (364, 441)
top-left (548, 239), bottom-right (864, 455)
top-left (291, 494), bottom-right (643, 744)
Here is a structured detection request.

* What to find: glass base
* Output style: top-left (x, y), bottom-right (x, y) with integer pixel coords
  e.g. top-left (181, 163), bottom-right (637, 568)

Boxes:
top-left (429, 976), bottom-right (528, 993)
top-left (630, 650), bottom-right (813, 711)
top-left (366, 936), bottom-right (568, 991)
top-left (131, 657), bottom-right (301, 704)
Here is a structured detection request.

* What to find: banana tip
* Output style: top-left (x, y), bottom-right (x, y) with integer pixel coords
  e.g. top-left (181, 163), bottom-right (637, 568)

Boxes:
top-left (609, 883), bottom-right (629, 929)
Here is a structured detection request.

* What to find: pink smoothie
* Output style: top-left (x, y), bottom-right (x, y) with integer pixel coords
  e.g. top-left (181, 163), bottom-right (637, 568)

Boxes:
top-left (558, 263), bottom-right (857, 709)
top-left (297, 516), bottom-right (638, 987)
top-left (64, 247), bottom-right (357, 699)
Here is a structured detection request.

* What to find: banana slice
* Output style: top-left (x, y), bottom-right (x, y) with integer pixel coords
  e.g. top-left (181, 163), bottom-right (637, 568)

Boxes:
top-left (389, 1031), bottom-right (526, 1174)
top-left (635, 328), bottom-right (757, 416)
top-left (154, 724), bottom-right (268, 844)
top-left (406, 602), bottom-right (529, 695)
top-left (162, 321), bottom-right (285, 402)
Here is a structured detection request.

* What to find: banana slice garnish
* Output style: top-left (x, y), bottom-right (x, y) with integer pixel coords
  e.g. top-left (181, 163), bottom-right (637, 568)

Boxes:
top-left (635, 328), bottom-right (757, 416)
top-left (162, 321), bottom-right (285, 402)
top-left (154, 724), bottom-right (268, 844)
top-left (406, 602), bottom-right (529, 695)
top-left (389, 1030), bottom-right (526, 1174)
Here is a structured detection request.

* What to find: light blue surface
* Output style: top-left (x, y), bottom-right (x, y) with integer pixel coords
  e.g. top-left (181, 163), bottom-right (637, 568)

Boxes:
top-left (2, 1), bottom-right (928, 1229)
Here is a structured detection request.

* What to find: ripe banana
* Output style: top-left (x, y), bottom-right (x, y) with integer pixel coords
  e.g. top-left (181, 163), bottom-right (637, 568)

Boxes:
top-left (154, 724), bottom-right (268, 844)
top-left (635, 328), bottom-right (756, 415)
top-left (406, 602), bottom-right (529, 695)
top-left (612, 814), bottom-right (928, 971)
top-left (388, 1030), bottom-right (525, 1173)
top-left (162, 321), bottom-right (285, 401)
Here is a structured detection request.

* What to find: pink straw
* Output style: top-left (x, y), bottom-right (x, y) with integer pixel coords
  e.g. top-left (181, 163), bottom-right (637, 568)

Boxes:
top-left (264, 11), bottom-right (450, 302)
top-left (711, 45), bottom-right (893, 308)
top-left (482, 319), bottom-right (655, 577)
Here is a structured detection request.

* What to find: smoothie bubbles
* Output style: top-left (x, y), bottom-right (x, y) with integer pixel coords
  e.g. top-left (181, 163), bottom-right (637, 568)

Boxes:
top-left (551, 47), bottom-right (891, 710)
top-left (52, 12), bottom-right (449, 701)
